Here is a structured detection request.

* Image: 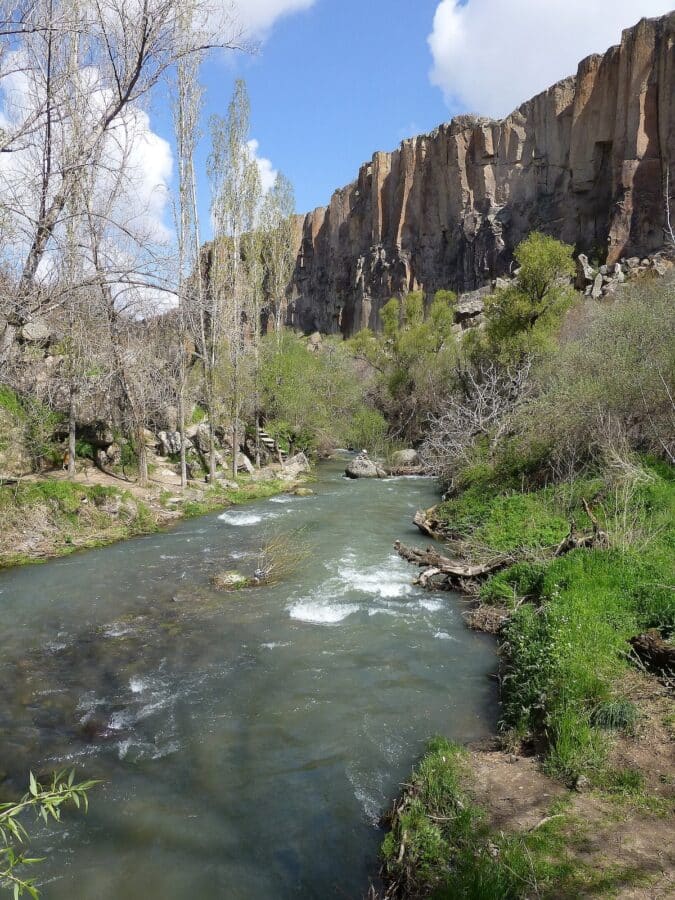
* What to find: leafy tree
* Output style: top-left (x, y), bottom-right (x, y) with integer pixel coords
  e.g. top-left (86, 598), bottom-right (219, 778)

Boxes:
top-left (351, 289), bottom-right (458, 442)
top-left (260, 333), bottom-right (385, 455)
top-left (480, 233), bottom-right (576, 362)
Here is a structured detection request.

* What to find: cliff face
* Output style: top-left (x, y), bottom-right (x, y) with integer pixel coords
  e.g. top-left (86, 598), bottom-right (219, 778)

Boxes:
top-left (289, 13), bottom-right (675, 336)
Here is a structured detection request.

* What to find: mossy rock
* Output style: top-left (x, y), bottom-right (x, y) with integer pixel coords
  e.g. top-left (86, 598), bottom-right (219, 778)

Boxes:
top-left (293, 488), bottom-right (314, 497)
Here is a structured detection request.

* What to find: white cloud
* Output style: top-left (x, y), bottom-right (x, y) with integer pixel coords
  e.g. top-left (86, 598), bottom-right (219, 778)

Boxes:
top-left (247, 139), bottom-right (278, 193)
top-left (428, 0), bottom-right (674, 119)
top-left (230, 0), bottom-right (316, 39)
top-left (0, 52), bottom-right (173, 292)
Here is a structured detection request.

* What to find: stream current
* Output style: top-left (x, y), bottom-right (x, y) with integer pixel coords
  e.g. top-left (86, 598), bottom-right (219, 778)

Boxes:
top-left (0, 455), bottom-right (496, 898)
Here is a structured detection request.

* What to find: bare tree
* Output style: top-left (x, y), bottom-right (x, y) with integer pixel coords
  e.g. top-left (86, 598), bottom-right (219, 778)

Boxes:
top-left (260, 172), bottom-right (296, 336)
top-left (172, 11), bottom-right (204, 487)
top-left (206, 79), bottom-right (261, 479)
top-left (0, 0), bottom-right (241, 365)
top-left (423, 360), bottom-right (533, 484)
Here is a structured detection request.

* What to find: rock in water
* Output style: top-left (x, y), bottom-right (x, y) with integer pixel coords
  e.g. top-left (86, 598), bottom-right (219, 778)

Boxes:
top-left (345, 453), bottom-right (381, 479)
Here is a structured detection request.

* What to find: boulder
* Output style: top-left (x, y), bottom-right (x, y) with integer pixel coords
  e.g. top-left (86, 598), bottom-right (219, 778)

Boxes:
top-left (591, 273), bottom-right (604, 299)
top-left (236, 452), bottom-right (254, 474)
top-left (391, 449), bottom-right (421, 468)
top-left (294, 487), bottom-right (314, 497)
top-left (282, 452), bottom-right (311, 480)
top-left (20, 318), bottom-right (50, 344)
top-left (575, 254), bottom-right (595, 289)
top-left (345, 453), bottom-right (382, 479)
top-left (186, 422), bottom-right (211, 454)
top-left (157, 430), bottom-right (183, 456)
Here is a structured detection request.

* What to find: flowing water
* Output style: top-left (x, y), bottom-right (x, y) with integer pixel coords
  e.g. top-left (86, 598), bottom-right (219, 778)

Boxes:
top-left (0, 456), bottom-right (497, 899)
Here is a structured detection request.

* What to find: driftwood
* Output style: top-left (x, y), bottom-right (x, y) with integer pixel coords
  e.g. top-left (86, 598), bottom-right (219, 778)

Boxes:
top-left (412, 508), bottom-right (446, 540)
top-left (394, 541), bottom-right (509, 580)
top-left (629, 631), bottom-right (675, 676)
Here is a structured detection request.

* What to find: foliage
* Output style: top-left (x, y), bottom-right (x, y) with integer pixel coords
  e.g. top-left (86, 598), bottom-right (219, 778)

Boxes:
top-left (349, 289), bottom-right (458, 443)
top-left (260, 333), bottom-right (379, 455)
top-left (478, 233), bottom-right (576, 363)
top-left (511, 275), bottom-right (675, 475)
top-left (253, 528), bottom-right (311, 585)
top-left (590, 699), bottom-right (639, 732)
top-left (498, 467), bottom-right (674, 781)
top-left (0, 770), bottom-right (97, 898)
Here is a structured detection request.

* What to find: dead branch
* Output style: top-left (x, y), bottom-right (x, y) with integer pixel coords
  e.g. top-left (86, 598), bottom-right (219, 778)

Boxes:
top-left (393, 541), bottom-right (509, 579)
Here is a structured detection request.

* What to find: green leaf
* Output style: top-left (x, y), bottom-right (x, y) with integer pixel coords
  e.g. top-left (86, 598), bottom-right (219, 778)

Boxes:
top-left (28, 774), bottom-right (37, 798)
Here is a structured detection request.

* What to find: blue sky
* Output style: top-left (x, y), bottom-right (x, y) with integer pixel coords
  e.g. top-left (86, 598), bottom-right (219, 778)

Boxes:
top-left (150, 0), bottom-right (452, 230)
top-left (146, 0), bottom-right (673, 234)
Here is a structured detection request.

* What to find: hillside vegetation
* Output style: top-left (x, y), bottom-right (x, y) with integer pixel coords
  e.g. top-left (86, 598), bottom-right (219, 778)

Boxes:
top-left (365, 235), bottom-right (674, 898)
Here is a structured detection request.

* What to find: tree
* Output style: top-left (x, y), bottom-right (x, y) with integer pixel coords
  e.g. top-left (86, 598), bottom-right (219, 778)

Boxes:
top-left (351, 289), bottom-right (458, 442)
top-left (260, 173), bottom-right (296, 336)
top-left (207, 80), bottom-right (262, 479)
top-left (172, 15), bottom-right (204, 487)
top-left (0, 0), bottom-right (239, 369)
top-left (480, 233), bottom-right (576, 362)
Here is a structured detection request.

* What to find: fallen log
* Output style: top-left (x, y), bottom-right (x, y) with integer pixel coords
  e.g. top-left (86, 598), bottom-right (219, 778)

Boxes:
top-left (413, 508), bottom-right (446, 539)
top-left (629, 630), bottom-right (675, 676)
top-left (393, 541), bottom-right (509, 579)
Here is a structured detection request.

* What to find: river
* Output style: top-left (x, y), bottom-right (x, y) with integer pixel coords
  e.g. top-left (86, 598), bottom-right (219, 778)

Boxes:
top-left (0, 455), bottom-right (497, 898)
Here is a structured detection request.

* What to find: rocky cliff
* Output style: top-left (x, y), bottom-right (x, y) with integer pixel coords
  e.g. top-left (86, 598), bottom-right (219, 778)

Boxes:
top-left (289, 12), bottom-right (675, 336)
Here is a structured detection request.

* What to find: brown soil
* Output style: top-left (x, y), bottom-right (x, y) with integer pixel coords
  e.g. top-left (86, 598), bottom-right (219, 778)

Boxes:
top-left (465, 671), bottom-right (674, 898)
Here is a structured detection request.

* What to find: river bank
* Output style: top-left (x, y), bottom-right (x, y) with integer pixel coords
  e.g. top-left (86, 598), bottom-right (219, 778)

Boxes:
top-left (0, 461), bottom-right (311, 569)
top-left (375, 459), bottom-right (674, 898)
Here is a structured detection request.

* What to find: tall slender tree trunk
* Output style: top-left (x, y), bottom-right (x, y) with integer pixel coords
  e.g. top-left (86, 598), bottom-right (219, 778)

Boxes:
top-left (178, 391), bottom-right (187, 488)
top-left (136, 425), bottom-right (149, 488)
top-left (67, 383), bottom-right (77, 479)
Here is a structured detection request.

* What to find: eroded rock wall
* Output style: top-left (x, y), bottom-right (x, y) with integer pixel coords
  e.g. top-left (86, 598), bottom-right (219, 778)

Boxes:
top-left (289, 13), bottom-right (675, 335)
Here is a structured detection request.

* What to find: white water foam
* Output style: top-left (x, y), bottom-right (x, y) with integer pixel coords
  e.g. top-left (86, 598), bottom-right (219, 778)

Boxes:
top-left (270, 496), bottom-right (294, 504)
top-left (419, 599), bottom-right (444, 612)
top-left (434, 631), bottom-right (457, 641)
top-left (218, 511), bottom-right (264, 526)
top-left (338, 553), bottom-right (414, 599)
top-left (289, 600), bottom-right (359, 625)
top-left (103, 623), bottom-right (134, 638)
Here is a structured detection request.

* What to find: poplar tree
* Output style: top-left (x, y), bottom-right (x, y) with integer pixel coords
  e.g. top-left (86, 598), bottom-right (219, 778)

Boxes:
top-left (207, 80), bottom-right (262, 479)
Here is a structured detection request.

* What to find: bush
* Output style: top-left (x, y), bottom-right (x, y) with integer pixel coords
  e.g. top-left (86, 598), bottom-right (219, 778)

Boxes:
top-left (261, 333), bottom-right (388, 455)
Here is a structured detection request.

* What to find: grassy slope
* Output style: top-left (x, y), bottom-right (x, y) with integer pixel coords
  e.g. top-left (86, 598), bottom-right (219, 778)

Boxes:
top-left (379, 460), bottom-right (674, 897)
top-left (0, 474), bottom-right (304, 568)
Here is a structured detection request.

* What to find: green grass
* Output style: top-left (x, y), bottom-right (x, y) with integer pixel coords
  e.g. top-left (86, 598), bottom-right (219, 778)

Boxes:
top-left (379, 737), bottom-right (647, 899)
top-left (435, 460), bottom-right (674, 785)
top-left (0, 384), bottom-right (26, 419)
top-left (181, 478), bottom-right (291, 518)
top-left (436, 478), bottom-right (600, 555)
top-left (491, 463), bottom-right (675, 782)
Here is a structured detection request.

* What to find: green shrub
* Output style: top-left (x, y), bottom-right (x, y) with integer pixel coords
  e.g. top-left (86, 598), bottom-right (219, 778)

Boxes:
top-left (479, 561), bottom-right (547, 606)
top-left (591, 699), bottom-right (639, 732)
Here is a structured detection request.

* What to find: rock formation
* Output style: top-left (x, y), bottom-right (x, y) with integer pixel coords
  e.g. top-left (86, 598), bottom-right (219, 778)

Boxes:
top-left (289, 12), bottom-right (675, 336)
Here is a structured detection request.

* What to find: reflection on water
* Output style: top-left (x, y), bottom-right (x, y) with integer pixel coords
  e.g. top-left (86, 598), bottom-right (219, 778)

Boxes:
top-left (0, 457), bottom-right (497, 899)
